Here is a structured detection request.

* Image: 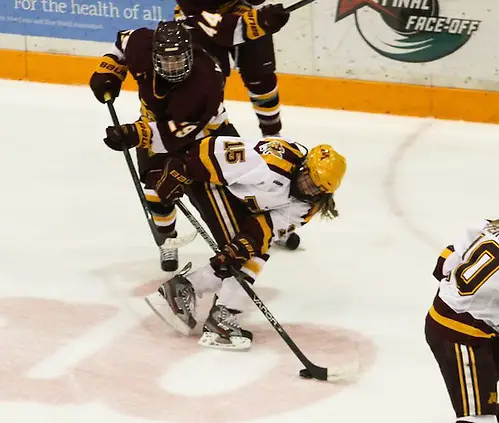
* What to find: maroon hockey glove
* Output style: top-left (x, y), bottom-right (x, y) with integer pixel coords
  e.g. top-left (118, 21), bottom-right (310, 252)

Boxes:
top-left (90, 55), bottom-right (127, 103)
top-left (432, 245), bottom-right (455, 281)
top-left (256, 4), bottom-right (290, 34)
top-left (210, 234), bottom-right (256, 279)
top-left (154, 157), bottom-right (192, 204)
top-left (104, 121), bottom-right (151, 151)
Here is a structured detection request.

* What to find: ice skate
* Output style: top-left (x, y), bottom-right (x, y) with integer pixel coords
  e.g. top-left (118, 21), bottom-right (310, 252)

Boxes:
top-left (159, 231), bottom-right (179, 272)
top-left (145, 263), bottom-right (196, 335)
top-left (198, 304), bottom-right (253, 351)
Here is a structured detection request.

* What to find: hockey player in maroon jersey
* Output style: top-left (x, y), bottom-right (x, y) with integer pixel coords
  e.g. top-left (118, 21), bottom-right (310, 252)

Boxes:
top-left (175, 0), bottom-right (288, 137)
top-left (89, 21), bottom-right (239, 272)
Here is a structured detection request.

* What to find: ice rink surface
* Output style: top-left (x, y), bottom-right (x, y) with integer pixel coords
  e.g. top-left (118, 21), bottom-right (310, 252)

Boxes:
top-left (1, 79), bottom-right (499, 423)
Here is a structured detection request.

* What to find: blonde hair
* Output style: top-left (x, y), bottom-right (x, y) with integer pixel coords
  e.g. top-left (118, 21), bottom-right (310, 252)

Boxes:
top-left (317, 193), bottom-right (339, 219)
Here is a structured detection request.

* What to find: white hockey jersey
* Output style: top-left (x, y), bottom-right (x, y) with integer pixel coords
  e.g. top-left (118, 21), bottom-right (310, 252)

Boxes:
top-left (429, 219), bottom-right (499, 340)
top-left (187, 135), bottom-right (319, 243)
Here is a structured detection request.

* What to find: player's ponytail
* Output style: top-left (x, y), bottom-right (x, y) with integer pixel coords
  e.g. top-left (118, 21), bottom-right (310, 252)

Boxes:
top-left (317, 193), bottom-right (338, 219)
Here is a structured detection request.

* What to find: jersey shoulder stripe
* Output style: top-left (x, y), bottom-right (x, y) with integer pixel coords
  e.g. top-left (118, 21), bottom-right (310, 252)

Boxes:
top-left (255, 139), bottom-right (305, 179)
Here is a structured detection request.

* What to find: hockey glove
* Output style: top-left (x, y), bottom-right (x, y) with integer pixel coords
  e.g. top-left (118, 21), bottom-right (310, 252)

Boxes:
top-left (432, 245), bottom-right (455, 281)
top-left (90, 55), bottom-right (128, 103)
top-left (104, 121), bottom-right (152, 151)
top-left (210, 234), bottom-right (256, 279)
top-left (155, 157), bottom-right (192, 204)
top-left (242, 4), bottom-right (289, 40)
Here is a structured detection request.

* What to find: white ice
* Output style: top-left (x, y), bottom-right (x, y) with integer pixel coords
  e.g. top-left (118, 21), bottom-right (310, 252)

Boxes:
top-left (1, 79), bottom-right (499, 423)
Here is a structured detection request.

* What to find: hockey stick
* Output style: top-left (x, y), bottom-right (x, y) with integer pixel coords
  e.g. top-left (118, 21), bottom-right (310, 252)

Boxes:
top-left (103, 94), bottom-right (197, 249)
top-left (174, 199), bottom-right (354, 382)
top-left (284, 0), bottom-right (315, 12)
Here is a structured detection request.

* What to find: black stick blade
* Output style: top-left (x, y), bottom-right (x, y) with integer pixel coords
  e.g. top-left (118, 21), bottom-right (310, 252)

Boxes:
top-left (299, 366), bottom-right (328, 381)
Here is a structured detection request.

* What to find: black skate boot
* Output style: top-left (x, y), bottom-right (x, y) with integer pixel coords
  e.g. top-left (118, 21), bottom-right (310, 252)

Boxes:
top-left (198, 304), bottom-right (253, 350)
top-left (145, 263), bottom-right (196, 335)
top-left (159, 231), bottom-right (179, 272)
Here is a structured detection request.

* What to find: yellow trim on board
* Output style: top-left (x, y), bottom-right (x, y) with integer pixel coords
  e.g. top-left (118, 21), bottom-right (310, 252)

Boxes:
top-left (2, 49), bottom-right (499, 124)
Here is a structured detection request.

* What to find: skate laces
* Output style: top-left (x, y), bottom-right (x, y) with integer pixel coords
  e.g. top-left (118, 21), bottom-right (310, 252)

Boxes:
top-left (160, 247), bottom-right (178, 261)
top-left (219, 306), bottom-right (240, 329)
top-left (179, 284), bottom-right (196, 316)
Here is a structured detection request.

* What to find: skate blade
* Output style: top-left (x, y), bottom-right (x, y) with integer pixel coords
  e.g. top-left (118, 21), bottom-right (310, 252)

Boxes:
top-left (145, 292), bottom-right (193, 336)
top-left (198, 332), bottom-right (252, 351)
top-left (161, 232), bottom-right (197, 249)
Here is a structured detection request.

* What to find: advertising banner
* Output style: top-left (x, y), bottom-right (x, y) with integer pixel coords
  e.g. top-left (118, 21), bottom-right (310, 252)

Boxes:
top-left (0, 0), bottom-right (175, 42)
top-left (334, 0), bottom-right (482, 63)
top-left (307, 0), bottom-right (499, 90)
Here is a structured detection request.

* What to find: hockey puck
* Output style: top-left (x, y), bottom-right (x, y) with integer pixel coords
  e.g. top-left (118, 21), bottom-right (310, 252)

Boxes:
top-left (285, 232), bottom-right (300, 250)
top-left (299, 368), bottom-right (312, 379)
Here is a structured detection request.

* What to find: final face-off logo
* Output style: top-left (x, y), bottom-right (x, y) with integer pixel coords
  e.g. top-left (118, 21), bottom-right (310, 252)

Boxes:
top-left (335, 0), bottom-right (481, 62)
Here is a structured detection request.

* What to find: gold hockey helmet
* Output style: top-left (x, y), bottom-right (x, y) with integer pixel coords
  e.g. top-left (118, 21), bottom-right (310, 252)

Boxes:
top-left (306, 144), bottom-right (346, 193)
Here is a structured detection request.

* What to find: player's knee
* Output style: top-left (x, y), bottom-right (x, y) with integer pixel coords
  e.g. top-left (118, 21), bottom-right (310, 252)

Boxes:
top-left (241, 70), bottom-right (277, 93)
top-left (149, 201), bottom-right (174, 216)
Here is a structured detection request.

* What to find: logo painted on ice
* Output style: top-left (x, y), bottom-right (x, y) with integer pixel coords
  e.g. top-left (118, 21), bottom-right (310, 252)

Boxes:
top-left (335, 0), bottom-right (481, 63)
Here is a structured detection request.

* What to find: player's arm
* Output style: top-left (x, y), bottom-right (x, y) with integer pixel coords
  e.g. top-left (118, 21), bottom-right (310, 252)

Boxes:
top-left (100, 102), bottom-right (226, 160)
top-left (183, 5), bottom-right (290, 47)
top-left (147, 102), bottom-right (221, 154)
top-left (155, 94), bottom-right (223, 153)
top-left (153, 115), bottom-right (210, 154)
top-left (100, 117), bottom-right (204, 157)
top-left (102, 105), bottom-right (212, 156)
top-left (89, 29), bottom-right (136, 103)
top-left (102, 69), bottom-right (224, 155)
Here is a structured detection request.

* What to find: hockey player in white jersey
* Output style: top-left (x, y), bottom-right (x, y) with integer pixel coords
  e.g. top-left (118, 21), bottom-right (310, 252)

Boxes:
top-left (426, 219), bottom-right (499, 423)
top-left (128, 132), bottom-right (346, 350)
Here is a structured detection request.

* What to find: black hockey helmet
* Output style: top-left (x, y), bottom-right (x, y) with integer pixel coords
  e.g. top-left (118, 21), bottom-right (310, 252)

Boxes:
top-left (152, 21), bottom-right (193, 82)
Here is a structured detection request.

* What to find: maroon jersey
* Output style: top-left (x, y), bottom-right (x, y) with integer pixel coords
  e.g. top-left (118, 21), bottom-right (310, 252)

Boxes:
top-left (112, 28), bottom-right (227, 152)
top-left (175, 0), bottom-right (267, 47)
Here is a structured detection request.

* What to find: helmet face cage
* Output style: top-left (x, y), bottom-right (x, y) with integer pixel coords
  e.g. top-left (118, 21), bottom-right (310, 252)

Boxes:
top-left (153, 50), bottom-right (193, 82)
top-left (152, 22), bottom-right (193, 83)
top-left (290, 163), bottom-right (325, 204)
